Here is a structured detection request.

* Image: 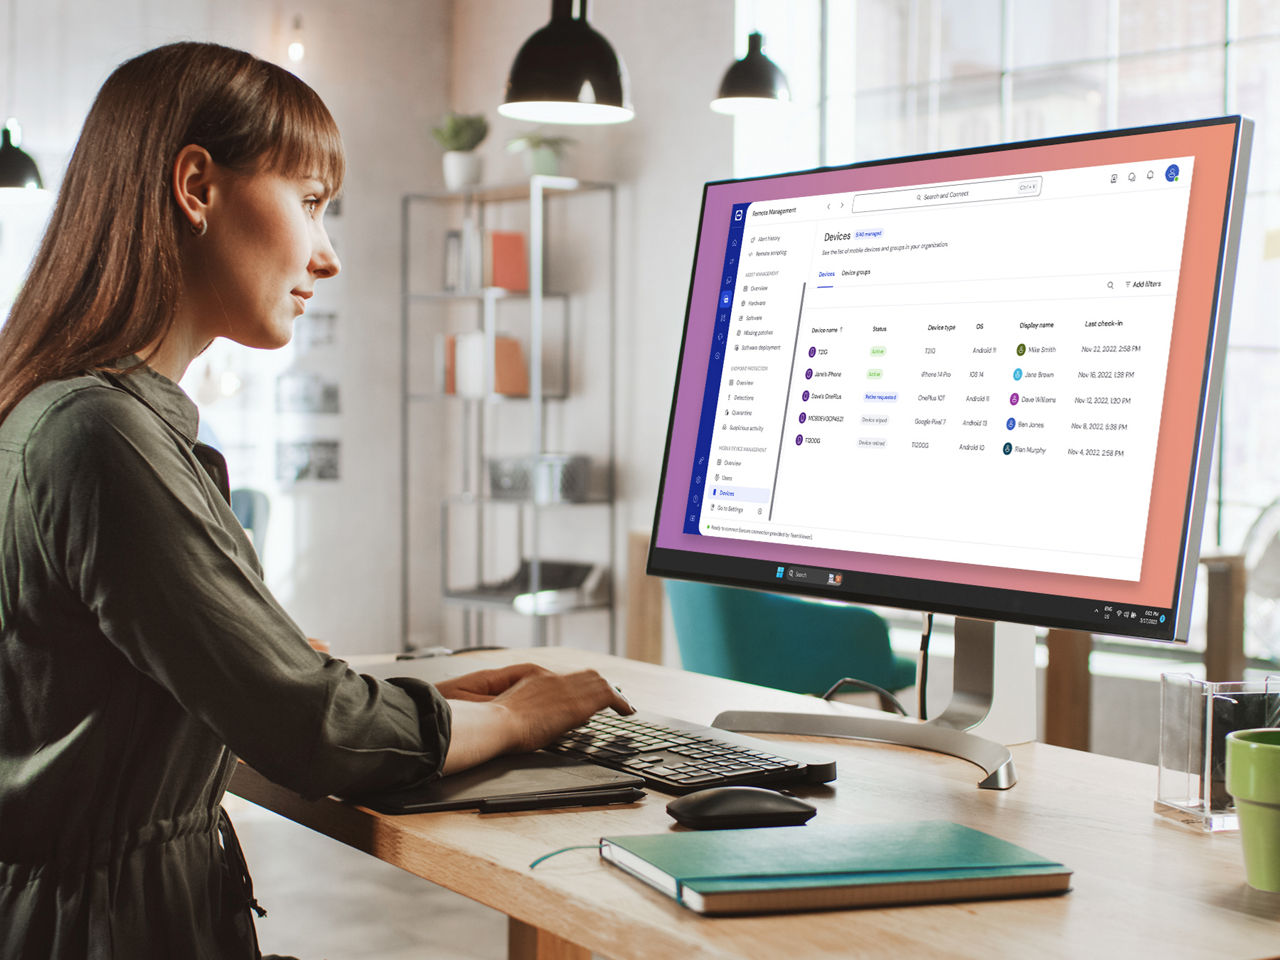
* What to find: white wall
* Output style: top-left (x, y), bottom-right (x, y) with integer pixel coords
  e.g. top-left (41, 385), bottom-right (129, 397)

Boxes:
top-left (275, 0), bottom-right (453, 652)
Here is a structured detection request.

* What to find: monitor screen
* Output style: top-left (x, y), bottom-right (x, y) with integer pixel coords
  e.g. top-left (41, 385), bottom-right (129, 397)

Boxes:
top-left (649, 117), bottom-right (1251, 643)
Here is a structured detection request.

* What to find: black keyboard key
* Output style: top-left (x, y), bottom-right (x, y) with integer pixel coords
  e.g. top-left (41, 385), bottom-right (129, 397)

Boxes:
top-left (547, 709), bottom-right (836, 794)
top-left (645, 766), bottom-right (684, 779)
top-left (577, 745), bottom-right (629, 759)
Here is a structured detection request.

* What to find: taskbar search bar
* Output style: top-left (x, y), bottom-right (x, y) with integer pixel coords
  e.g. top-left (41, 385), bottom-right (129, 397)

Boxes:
top-left (853, 176), bottom-right (1043, 213)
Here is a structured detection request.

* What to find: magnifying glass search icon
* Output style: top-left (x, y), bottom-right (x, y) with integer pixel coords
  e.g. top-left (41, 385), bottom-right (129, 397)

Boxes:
top-left (1107, 281), bottom-right (1114, 289)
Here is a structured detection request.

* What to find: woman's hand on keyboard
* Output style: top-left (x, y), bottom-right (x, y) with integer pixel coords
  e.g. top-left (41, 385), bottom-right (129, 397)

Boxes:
top-left (439, 664), bottom-right (634, 773)
top-left (435, 663), bottom-right (542, 701)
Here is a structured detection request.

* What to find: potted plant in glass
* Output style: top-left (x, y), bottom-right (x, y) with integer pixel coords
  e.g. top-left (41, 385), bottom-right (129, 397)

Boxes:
top-left (506, 130), bottom-right (575, 177)
top-left (432, 112), bottom-right (489, 191)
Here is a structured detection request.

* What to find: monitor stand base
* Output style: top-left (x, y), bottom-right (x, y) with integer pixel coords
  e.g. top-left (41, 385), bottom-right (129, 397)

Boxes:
top-left (713, 618), bottom-right (1037, 790)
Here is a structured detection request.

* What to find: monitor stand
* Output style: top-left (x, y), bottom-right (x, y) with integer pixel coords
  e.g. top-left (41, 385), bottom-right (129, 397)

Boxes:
top-left (712, 617), bottom-right (1038, 789)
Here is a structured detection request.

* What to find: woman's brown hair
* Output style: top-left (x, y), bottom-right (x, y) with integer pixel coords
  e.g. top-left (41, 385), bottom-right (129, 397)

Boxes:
top-left (0, 41), bottom-right (344, 423)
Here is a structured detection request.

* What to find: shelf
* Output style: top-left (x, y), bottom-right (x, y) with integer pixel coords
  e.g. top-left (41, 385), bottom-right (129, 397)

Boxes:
top-left (444, 559), bottom-right (610, 616)
top-left (445, 493), bottom-right (613, 508)
top-left (407, 289), bottom-right (570, 304)
top-left (400, 180), bottom-right (617, 651)
top-left (443, 590), bottom-right (612, 617)
top-left (406, 177), bottom-right (613, 204)
top-left (407, 391), bottom-right (569, 403)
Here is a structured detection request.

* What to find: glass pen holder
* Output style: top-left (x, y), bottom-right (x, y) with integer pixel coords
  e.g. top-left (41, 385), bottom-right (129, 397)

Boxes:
top-left (1156, 673), bottom-right (1280, 831)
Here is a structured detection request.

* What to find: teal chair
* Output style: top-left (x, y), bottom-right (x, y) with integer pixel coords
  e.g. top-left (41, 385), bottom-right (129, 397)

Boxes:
top-left (665, 580), bottom-right (917, 709)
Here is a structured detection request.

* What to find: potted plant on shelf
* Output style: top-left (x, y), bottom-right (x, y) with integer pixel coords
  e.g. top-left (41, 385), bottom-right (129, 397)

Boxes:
top-left (506, 130), bottom-right (575, 177)
top-left (432, 112), bottom-right (489, 191)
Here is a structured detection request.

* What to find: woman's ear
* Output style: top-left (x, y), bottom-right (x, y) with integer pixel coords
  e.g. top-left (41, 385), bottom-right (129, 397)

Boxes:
top-left (172, 144), bottom-right (217, 235)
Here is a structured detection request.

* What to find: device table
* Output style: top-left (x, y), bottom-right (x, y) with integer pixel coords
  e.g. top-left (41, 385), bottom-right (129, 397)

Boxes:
top-left (229, 647), bottom-right (1280, 960)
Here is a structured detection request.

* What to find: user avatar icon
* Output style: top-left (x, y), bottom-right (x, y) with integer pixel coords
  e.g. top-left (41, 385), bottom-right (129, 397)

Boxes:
top-left (1013, 368), bottom-right (1023, 381)
top-left (1010, 392), bottom-right (1020, 405)
top-left (1006, 417), bottom-right (1016, 430)
top-left (1017, 343), bottom-right (1026, 356)
top-left (1003, 442), bottom-right (1013, 455)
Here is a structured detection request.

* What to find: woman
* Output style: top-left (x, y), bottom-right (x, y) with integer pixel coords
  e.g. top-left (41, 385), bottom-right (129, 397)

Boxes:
top-left (0, 42), bottom-right (630, 959)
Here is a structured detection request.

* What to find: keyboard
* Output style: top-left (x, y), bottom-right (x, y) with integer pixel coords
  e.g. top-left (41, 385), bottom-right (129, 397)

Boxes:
top-left (547, 710), bottom-right (837, 795)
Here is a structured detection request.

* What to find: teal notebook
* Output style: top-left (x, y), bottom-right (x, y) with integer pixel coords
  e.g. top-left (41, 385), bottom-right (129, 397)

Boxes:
top-left (599, 821), bottom-right (1071, 915)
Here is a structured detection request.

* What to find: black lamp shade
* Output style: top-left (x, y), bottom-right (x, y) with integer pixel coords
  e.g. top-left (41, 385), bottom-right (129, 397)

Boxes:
top-left (711, 32), bottom-right (791, 115)
top-left (499, 0), bottom-right (633, 125)
top-left (0, 127), bottom-right (42, 190)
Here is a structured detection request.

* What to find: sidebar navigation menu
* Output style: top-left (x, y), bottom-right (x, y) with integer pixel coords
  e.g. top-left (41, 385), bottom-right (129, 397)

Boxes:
top-left (683, 203), bottom-right (749, 534)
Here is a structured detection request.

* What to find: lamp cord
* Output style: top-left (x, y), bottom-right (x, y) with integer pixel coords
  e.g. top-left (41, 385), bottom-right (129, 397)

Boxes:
top-left (919, 612), bottom-right (934, 721)
top-left (820, 677), bottom-right (908, 717)
top-left (6, 0), bottom-right (16, 122)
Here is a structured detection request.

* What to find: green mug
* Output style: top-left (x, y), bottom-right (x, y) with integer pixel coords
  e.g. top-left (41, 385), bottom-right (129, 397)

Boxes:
top-left (1225, 728), bottom-right (1280, 892)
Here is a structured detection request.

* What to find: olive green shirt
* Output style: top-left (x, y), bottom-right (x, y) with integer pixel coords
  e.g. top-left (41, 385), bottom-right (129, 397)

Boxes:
top-left (0, 363), bottom-right (452, 959)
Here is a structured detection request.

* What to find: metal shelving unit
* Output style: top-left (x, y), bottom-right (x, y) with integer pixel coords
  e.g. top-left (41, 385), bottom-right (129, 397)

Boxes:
top-left (399, 177), bottom-right (616, 652)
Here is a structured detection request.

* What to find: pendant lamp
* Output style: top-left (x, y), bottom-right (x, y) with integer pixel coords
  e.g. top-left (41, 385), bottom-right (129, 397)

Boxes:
top-left (0, 123), bottom-right (42, 190)
top-left (710, 32), bottom-right (791, 115)
top-left (499, 0), bottom-right (634, 125)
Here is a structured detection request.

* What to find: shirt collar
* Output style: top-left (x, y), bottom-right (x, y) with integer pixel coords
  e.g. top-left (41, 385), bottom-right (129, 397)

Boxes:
top-left (101, 356), bottom-right (200, 446)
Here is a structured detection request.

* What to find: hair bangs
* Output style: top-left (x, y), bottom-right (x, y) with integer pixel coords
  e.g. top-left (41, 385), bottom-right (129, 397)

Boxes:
top-left (256, 68), bottom-right (346, 198)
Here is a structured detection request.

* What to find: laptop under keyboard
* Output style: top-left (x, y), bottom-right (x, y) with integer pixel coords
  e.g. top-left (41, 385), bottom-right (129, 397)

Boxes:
top-left (547, 710), bottom-right (837, 794)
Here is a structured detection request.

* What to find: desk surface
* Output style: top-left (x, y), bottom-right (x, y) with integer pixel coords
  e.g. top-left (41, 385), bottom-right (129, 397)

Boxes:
top-left (231, 648), bottom-right (1280, 960)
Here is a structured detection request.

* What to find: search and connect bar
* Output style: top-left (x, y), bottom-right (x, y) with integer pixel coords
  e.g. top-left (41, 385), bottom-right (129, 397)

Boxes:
top-left (806, 271), bottom-right (1179, 310)
top-left (853, 176), bottom-right (1043, 213)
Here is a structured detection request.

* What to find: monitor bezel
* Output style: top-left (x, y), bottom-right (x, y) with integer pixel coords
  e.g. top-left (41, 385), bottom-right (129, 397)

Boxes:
top-left (647, 116), bottom-right (1252, 643)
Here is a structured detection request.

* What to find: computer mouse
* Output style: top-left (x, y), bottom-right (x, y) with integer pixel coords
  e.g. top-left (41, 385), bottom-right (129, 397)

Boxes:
top-left (665, 786), bottom-right (817, 830)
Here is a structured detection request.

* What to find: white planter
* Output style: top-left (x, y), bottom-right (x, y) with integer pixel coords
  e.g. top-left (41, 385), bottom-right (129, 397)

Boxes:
top-left (442, 151), bottom-right (482, 191)
top-left (522, 145), bottom-right (561, 176)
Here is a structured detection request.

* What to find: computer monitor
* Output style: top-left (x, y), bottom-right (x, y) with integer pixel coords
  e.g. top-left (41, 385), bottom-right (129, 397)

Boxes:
top-left (648, 117), bottom-right (1252, 787)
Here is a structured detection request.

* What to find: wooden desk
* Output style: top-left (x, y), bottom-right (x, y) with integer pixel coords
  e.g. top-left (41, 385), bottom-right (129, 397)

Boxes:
top-left (230, 648), bottom-right (1280, 960)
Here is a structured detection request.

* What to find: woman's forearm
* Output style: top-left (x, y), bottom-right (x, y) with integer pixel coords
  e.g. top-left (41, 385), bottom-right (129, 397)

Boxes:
top-left (441, 700), bottom-right (517, 774)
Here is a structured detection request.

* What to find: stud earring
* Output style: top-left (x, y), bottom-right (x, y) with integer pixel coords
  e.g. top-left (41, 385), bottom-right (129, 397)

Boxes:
top-left (191, 219), bottom-right (207, 237)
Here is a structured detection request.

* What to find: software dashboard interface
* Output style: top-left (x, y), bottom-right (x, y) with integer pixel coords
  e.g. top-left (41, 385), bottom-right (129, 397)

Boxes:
top-left (651, 119), bottom-right (1249, 641)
